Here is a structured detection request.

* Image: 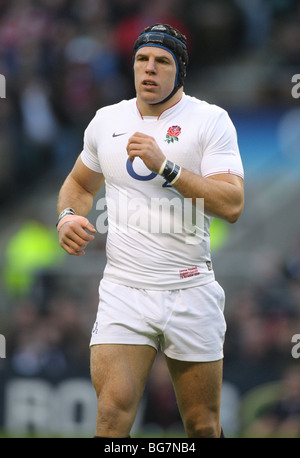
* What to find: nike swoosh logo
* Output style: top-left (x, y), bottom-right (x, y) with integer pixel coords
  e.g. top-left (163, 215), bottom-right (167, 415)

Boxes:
top-left (112, 132), bottom-right (127, 137)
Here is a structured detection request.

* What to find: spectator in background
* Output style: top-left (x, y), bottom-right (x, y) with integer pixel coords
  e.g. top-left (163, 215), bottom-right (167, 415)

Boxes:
top-left (112, 0), bottom-right (189, 65)
top-left (183, 0), bottom-right (245, 66)
top-left (0, 0), bottom-right (299, 437)
top-left (0, 0), bottom-right (298, 208)
top-left (243, 365), bottom-right (300, 438)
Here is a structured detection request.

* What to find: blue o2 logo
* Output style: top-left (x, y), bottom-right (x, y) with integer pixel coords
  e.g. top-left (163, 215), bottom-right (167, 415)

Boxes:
top-left (126, 158), bottom-right (157, 181)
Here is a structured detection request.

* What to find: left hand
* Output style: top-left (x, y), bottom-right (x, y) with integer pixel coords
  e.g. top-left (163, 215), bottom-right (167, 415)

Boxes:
top-left (126, 132), bottom-right (166, 174)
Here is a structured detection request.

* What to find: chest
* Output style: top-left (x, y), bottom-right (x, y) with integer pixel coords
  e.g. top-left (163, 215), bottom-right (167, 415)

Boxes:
top-left (94, 116), bottom-right (203, 184)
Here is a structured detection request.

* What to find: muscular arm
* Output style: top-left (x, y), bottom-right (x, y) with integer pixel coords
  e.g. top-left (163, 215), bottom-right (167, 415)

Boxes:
top-left (57, 155), bottom-right (104, 214)
top-left (173, 170), bottom-right (244, 223)
top-left (127, 132), bottom-right (244, 224)
top-left (57, 155), bottom-right (105, 255)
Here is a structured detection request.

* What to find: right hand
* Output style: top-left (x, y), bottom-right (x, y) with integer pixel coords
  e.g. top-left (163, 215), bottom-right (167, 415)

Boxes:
top-left (58, 215), bottom-right (97, 256)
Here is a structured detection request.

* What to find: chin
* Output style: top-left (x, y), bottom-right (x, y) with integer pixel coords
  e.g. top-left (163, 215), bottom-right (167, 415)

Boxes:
top-left (141, 93), bottom-right (164, 105)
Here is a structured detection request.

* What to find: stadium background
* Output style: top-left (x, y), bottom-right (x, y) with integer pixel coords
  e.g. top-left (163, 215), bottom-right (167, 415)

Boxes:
top-left (0, 0), bottom-right (300, 438)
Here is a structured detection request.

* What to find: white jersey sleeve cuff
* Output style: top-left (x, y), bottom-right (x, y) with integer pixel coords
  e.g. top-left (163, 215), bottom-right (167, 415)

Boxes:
top-left (80, 150), bottom-right (102, 173)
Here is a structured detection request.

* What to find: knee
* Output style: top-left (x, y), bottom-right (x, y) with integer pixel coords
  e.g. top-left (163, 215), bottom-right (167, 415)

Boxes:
top-left (184, 415), bottom-right (221, 438)
top-left (95, 385), bottom-right (138, 430)
top-left (95, 395), bottom-right (136, 437)
top-left (97, 398), bottom-right (130, 424)
top-left (97, 388), bottom-right (136, 420)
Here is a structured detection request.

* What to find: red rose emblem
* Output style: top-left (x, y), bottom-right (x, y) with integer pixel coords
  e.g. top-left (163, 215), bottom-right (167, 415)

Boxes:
top-left (167, 126), bottom-right (181, 137)
top-left (165, 125), bottom-right (181, 143)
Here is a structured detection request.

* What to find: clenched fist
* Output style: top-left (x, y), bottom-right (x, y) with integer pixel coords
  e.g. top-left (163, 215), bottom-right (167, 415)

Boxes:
top-left (126, 132), bottom-right (166, 174)
top-left (57, 215), bottom-right (96, 256)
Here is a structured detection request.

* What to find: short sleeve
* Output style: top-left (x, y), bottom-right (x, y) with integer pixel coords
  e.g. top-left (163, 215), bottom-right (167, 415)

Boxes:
top-left (80, 116), bottom-right (102, 173)
top-left (201, 110), bottom-right (244, 179)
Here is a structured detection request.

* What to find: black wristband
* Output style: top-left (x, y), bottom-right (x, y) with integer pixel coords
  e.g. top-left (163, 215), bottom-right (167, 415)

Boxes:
top-left (56, 208), bottom-right (76, 227)
top-left (162, 160), bottom-right (181, 184)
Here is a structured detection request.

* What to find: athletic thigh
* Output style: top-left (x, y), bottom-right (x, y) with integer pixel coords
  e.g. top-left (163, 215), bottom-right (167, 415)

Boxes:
top-left (165, 356), bottom-right (223, 435)
top-left (91, 344), bottom-right (157, 408)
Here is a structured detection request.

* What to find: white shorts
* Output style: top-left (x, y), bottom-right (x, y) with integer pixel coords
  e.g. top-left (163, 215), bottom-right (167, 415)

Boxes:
top-left (90, 278), bottom-right (226, 362)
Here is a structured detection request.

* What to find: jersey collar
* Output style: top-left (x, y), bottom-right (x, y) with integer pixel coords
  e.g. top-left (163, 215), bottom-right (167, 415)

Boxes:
top-left (136, 94), bottom-right (185, 120)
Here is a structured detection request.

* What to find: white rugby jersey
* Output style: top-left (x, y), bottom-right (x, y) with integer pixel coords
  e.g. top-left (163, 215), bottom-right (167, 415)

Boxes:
top-left (81, 93), bottom-right (244, 290)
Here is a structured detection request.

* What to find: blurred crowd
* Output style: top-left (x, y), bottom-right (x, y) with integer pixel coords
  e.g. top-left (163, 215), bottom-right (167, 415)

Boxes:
top-left (0, 0), bottom-right (300, 206)
top-left (224, 240), bottom-right (300, 392)
top-left (1, 0), bottom-right (300, 437)
top-left (1, 235), bottom-right (300, 436)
